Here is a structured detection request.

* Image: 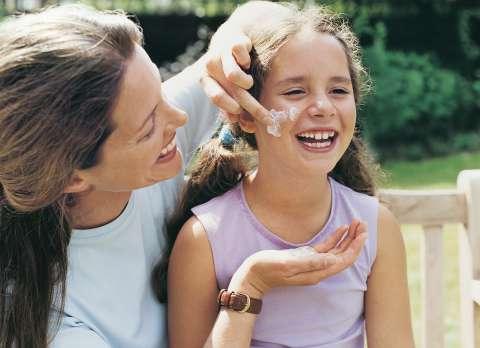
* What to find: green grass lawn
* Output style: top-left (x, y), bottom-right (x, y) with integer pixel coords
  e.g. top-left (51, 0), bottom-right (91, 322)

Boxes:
top-left (382, 150), bottom-right (480, 348)
top-left (383, 151), bottom-right (480, 189)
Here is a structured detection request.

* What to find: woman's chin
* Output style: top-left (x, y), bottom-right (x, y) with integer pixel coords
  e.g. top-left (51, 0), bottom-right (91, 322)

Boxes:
top-left (152, 150), bottom-right (183, 182)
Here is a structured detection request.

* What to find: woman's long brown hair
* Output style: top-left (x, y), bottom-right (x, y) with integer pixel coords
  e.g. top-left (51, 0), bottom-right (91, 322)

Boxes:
top-left (0, 5), bottom-right (142, 347)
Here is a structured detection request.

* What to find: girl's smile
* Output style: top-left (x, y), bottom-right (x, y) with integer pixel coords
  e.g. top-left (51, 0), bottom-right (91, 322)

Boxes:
top-left (252, 30), bottom-right (356, 177)
top-left (295, 128), bottom-right (338, 153)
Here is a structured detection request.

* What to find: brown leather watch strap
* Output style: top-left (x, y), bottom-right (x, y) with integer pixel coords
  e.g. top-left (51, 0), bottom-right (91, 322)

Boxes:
top-left (217, 289), bottom-right (262, 314)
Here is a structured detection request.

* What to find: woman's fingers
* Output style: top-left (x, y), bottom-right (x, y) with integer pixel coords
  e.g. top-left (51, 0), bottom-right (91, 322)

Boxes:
top-left (203, 59), bottom-right (271, 124)
top-left (203, 37), bottom-right (272, 126)
top-left (220, 34), bottom-right (253, 89)
top-left (230, 34), bottom-right (252, 69)
top-left (220, 51), bottom-right (253, 90)
top-left (229, 86), bottom-right (272, 125)
top-left (200, 75), bottom-right (242, 115)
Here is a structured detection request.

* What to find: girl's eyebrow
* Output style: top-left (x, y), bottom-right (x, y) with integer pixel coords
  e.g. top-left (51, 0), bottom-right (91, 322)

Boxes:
top-left (275, 76), bottom-right (305, 86)
top-left (330, 76), bottom-right (352, 84)
top-left (275, 75), bottom-right (352, 87)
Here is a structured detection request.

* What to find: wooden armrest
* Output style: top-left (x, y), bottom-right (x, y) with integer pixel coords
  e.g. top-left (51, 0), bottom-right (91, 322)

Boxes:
top-left (472, 279), bottom-right (480, 305)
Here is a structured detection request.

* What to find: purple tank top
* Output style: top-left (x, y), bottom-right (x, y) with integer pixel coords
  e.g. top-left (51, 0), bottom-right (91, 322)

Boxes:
top-left (191, 177), bottom-right (378, 348)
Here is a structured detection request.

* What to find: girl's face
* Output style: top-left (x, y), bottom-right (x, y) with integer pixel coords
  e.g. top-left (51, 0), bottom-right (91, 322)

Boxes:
top-left (253, 30), bottom-right (356, 177)
top-left (77, 44), bottom-right (188, 192)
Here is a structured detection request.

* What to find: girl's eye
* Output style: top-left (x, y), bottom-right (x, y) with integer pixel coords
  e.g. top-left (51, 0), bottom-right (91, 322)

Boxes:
top-left (332, 88), bottom-right (349, 95)
top-left (283, 89), bottom-right (304, 96)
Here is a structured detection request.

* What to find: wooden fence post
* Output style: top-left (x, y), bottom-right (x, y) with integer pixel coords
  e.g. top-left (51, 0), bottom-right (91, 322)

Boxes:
top-left (421, 224), bottom-right (444, 348)
top-left (458, 170), bottom-right (480, 348)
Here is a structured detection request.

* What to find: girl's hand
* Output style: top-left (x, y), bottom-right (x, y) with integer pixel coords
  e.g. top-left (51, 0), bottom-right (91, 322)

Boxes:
top-left (229, 220), bottom-right (367, 297)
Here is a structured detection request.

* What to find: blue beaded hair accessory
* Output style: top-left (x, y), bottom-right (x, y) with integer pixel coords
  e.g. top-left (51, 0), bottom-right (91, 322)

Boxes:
top-left (218, 125), bottom-right (235, 148)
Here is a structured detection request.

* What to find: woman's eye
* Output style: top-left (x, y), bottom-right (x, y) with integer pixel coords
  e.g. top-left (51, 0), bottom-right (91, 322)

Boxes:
top-left (140, 119), bottom-right (156, 142)
top-left (143, 128), bottom-right (154, 141)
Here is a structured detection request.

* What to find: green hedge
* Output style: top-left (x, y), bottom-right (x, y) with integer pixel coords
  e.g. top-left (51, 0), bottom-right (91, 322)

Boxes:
top-left (361, 24), bottom-right (480, 160)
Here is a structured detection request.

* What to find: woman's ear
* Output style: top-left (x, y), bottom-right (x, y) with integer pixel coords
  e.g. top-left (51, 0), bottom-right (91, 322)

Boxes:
top-left (63, 170), bottom-right (91, 194)
top-left (238, 112), bottom-right (257, 133)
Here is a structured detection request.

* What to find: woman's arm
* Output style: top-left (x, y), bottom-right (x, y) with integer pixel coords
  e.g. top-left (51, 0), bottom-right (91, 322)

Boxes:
top-left (168, 216), bottom-right (219, 348)
top-left (365, 205), bottom-right (415, 348)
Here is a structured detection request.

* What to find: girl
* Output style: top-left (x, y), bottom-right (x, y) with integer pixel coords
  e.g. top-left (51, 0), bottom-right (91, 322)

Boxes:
top-left (166, 3), bottom-right (415, 348)
top-left (0, 2), bottom-right (362, 347)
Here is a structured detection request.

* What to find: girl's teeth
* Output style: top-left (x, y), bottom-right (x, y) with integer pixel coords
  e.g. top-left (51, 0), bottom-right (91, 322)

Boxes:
top-left (303, 140), bottom-right (332, 148)
top-left (297, 131), bottom-right (336, 141)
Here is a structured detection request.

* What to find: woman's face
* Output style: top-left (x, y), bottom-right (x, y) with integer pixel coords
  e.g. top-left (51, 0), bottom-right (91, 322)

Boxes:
top-left (253, 30), bottom-right (356, 177)
top-left (79, 44), bottom-right (187, 192)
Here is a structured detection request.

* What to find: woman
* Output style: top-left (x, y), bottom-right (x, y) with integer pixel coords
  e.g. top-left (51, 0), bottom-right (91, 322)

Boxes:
top-left (0, 2), bottom-right (365, 348)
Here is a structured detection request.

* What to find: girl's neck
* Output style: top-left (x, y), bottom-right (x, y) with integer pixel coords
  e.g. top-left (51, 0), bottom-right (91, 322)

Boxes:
top-left (68, 190), bottom-right (131, 230)
top-left (243, 165), bottom-right (332, 244)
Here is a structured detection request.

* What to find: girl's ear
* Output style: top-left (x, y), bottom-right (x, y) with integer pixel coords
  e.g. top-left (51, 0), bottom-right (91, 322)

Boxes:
top-left (238, 112), bottom-right (257, 133)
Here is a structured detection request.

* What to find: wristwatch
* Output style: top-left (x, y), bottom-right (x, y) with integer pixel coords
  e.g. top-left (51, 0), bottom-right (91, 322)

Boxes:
top-left (217, 289), bottom-right (263, 314)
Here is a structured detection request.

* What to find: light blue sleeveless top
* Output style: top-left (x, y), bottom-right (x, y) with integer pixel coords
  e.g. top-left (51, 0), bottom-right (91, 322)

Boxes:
top-left (192, 177), bottom-right (378, 348)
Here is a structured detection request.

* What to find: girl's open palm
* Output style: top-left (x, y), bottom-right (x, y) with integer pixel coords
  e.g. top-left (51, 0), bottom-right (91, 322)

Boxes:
top-left (233, 220), bottom-right (367, 295)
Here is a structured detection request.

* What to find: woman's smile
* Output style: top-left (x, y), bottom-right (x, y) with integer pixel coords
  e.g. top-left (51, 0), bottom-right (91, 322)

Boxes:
top-left (156, 135), bottom-right (178, 163)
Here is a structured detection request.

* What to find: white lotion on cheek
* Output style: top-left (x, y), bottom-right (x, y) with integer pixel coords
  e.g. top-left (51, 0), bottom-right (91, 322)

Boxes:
top-left (266, 106), bottom-right (300, 137)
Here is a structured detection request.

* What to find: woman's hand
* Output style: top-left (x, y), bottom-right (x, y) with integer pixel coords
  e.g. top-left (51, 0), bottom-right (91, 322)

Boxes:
top-left (200, 30), bottom-right (272, 126)
top-left (200, 2), bottom-right (291, 129)
top-left (229, 220), bottom-right (367, 297)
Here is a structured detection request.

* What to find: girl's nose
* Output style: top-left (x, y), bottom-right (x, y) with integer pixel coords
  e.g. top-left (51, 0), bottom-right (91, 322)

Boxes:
top-left (306, 98), bottom-right (335, 118)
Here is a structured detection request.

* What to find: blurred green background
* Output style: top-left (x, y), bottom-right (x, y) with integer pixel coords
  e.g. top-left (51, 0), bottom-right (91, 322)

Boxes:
top-left (2, 1), bottom-right (479, 347)
top-left (3, 0), bottom-right (478, 163)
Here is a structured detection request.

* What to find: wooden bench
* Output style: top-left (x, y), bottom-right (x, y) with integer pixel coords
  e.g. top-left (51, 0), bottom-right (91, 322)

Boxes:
top-left (379, 169), bottom-right (480, 348)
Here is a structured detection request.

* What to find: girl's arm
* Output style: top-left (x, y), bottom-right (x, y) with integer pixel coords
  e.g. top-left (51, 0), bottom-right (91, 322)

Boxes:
top-left (203, 221), bottom-right (368, 348)
top-left (365, 205), bottom-right (415, 347)
top-left (168, 216), bottom-right (219, 348)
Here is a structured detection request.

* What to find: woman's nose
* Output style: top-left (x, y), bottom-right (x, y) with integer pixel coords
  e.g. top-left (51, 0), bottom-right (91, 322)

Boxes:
top-left (166, 102), bottom-right (188, 128)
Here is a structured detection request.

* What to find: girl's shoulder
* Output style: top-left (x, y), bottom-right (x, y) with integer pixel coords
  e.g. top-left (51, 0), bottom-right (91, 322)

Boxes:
top-left (329, 176), bottom-right (379, 208)
top-left (190, 182), bottom-right (243, 217)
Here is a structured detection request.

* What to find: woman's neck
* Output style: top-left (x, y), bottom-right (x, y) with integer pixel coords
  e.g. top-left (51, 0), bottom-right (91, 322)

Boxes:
top-left (68, 190), bottom-right (132, 230)
top-left (243, 165), bottom-right (332, 244)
